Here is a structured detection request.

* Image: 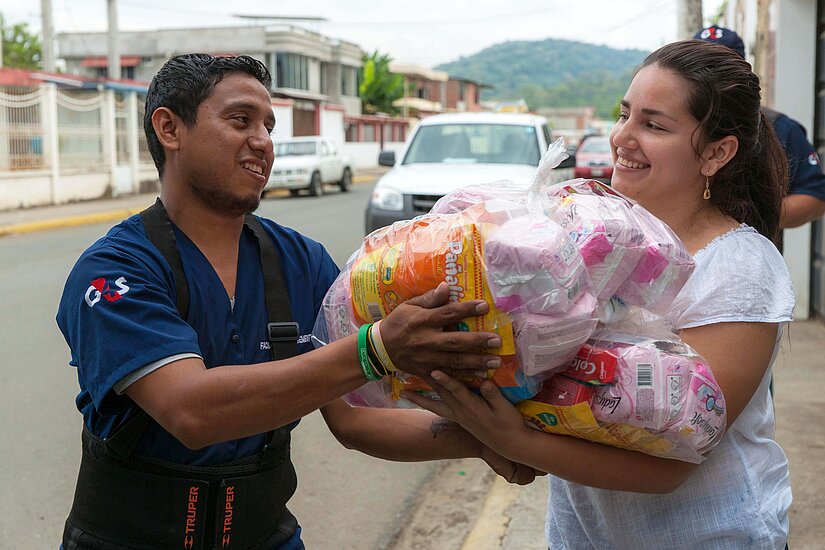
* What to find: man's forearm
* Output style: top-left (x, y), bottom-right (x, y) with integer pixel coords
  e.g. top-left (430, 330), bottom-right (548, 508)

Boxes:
top-left (781, 194), bottom-right (825, 228)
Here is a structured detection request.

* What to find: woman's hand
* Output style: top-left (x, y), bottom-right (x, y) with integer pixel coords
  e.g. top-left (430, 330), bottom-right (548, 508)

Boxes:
top-left (479, 445), bottom-right (546, 485)
top-left (403, 370), bottom-right (532, 455)
top-left (379, 283), bottom-right (502, 380)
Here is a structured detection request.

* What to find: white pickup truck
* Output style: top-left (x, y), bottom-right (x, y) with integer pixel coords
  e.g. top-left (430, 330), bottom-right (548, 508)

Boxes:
top-left (265, 136), bottom-right (354, 197)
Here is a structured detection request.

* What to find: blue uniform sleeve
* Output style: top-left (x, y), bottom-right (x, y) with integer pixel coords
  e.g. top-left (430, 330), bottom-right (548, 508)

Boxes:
top-left (56, 231), bottom-right (202, 416)
top-left (774, 114), bottom-right (825, 201)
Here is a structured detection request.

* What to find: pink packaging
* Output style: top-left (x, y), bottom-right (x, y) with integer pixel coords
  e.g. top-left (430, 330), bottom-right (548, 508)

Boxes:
top-left (547, 182), bottom-right (648, 301)
top-left (588, 336), bottom-right (726, 455)
top-left (512, 292), bottom-right (598, 376)
top-left (319, 274), bottom-right (360, 342)
top-left (546, 180), bottom-right (695, 315)
top-left (483, 216), bottom-right (591, 315)
top-left (612, 204), bottom-right (695, 315)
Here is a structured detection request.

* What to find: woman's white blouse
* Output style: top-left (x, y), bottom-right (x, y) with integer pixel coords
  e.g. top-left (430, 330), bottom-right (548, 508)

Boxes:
top-left (546, 225), bottom-right (795, 549)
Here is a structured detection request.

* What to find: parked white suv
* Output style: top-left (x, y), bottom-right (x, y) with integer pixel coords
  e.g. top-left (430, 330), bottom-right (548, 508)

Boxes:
top-left (265, 136), bottom-right (353, 197)
top-left (364, 113), bottom-right (573, 233)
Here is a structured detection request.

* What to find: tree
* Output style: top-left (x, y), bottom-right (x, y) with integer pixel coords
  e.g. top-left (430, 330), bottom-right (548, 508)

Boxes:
top-left (1, 13), bottom-right (42, 69)
top-left (358, 51), bottom-right (404, 115)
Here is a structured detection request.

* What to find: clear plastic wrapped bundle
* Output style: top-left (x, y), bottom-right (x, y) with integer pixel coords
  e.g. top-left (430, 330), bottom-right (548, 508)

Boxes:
top-left (316, 199), bottom-right (591, 407)
top-left (517, 325), bottom-right (727, 463)
top-left (313, 139), bottom-right (706, 418)
top-left (546, 179), bottom-right (695, 316)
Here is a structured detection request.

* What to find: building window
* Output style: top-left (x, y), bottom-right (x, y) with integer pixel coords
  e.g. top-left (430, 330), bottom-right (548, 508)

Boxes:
top-left (345, 122), bottom-right (358, 142)
top-left (276, 53), bottom-right (309, 91)
top-left (341, 66), bottom-right (358, 97)
top-left (91, 66), bottom-right (135, 80)
top-left (320, 62), bottom-right (328, 96)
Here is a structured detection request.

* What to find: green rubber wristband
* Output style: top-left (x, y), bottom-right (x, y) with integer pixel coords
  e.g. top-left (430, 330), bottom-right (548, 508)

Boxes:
top-left (358, 323), bottom-right (381, 381)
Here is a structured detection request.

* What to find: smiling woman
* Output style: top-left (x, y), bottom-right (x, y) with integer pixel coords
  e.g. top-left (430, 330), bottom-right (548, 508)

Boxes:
top-left (405, 40), bottom-right (795, 550)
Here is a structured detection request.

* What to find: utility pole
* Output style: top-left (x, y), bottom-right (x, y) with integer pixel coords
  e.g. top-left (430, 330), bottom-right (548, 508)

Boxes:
top-left (678, 0), bottom-right (704, 40)
top-left (41, 0), bottom-right (56, 71)
top-left (107, 0), bottom-right (121, 79)
top-left (754, 0), bottom-right (772, 105)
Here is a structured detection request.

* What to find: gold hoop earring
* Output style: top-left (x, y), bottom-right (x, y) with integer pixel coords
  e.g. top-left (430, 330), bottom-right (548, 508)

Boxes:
top-left (703, 174), bottom-right (711, 200)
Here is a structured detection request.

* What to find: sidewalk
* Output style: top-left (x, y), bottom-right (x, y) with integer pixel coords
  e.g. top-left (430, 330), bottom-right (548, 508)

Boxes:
top-left (0, 166), bottom-right (387, 237)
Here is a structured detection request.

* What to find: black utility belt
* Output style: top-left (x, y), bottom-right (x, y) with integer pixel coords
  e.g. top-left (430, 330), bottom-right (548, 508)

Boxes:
top-left (68, 431), bottom-right (298, 550)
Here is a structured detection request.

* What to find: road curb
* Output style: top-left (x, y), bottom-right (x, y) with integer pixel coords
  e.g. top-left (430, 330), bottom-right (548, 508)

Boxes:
top-left (0, 207), bottom-right (146, 237)
top-left (0, 174), bottom-right (380, 238)
top-left (461, 476), bottom-right (521, 550)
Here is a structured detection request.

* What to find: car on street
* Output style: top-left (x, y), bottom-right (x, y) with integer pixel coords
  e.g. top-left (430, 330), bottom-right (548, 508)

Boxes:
top-left (573, 135), bottom-right (613, 184)
top-left (364, 112), bottom-right (573, 233)
top-left (265, 136), bottom-right (354, 197)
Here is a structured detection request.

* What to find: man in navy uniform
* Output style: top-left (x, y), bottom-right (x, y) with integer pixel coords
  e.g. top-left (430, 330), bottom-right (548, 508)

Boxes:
top-left (56, 54), bottom-right (535, 550)
top-left (695, 26), bottom-right (825, 230)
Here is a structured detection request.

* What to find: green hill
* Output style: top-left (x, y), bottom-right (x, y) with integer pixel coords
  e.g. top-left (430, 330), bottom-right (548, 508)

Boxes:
top-left (435, 39), bottom-right (649, 117)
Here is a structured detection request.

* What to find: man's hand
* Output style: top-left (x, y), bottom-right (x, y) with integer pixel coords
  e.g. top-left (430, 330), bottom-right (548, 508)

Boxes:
top-left (378, 283), bottom-right (502, 379)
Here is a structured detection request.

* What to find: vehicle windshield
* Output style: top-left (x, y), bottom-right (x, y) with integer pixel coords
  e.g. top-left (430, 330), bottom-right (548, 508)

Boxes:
top-left (579, 138), bottom-right (611, 154)
top-left (275, 141), bottom-right (317, 156)
top-left (402, 124), bottom-right (540, 166)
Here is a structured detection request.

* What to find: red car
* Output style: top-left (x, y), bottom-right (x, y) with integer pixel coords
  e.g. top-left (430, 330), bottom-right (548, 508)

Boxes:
top-left (573, 136), bottom-right (613, 183)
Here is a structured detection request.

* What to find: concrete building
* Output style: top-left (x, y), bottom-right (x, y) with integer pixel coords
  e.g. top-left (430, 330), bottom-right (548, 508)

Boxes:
top-left (57, 25), bottom-right (364, 144)
top-left (535, 106), bottom-right (598, 145)
top-left (389, 64), bottom-right (448, 117)
top-left (445, 77), bottom-right (488, 112)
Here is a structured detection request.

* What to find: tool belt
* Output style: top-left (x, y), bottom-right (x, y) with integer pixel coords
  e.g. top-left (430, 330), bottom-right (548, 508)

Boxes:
top-left (66, 422), bottom-right (298, 550)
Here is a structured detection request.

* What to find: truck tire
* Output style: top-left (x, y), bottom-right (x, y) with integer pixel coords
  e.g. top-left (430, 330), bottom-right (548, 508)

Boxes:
top-left (308, 171), bottom-right (323, 197)
top-left (339, 168), bottom-right (352, 192)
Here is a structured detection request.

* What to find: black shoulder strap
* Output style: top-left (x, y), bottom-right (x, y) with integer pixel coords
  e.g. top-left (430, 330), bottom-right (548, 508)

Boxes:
top-left (107, 203), bottom-right (298, 459)
top-left (139, 198), bottom-right (190, 319)
top-left (243, 213), bottom-right (299, 361)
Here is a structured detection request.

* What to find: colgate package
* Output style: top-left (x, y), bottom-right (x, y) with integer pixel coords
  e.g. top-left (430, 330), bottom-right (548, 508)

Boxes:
top-left (560, 343), bottom-right (618, 385)
top-left (517, 331), bottom-right (727, 463)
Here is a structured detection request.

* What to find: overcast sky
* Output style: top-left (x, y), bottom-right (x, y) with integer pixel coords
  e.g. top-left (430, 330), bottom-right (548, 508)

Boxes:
top-left (2, 0), bottom-right (724, 67)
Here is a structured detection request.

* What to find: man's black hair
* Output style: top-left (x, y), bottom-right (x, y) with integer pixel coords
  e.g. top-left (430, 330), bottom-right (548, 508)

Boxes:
top-left (143, 54), bottom-right (272, 178)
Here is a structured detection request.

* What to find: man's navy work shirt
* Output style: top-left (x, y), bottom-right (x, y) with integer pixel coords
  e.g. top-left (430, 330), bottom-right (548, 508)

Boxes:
top-left (773, 112), bottom-right (825, 200)
top-left (56, 213), bottom-right (339, 466)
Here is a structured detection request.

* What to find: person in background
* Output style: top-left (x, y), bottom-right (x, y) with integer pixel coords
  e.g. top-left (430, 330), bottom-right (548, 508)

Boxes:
top-left (407, 40), bottom-right (794, 549)
top-left (56, 54), bottom-right (537, 550)
top-left (696, 25), bottom-right (825, 231)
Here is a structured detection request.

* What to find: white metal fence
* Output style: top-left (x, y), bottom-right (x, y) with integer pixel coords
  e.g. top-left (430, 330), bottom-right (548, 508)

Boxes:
top-left (0, 84), bottom-right (156, 209)
top-left (0, 87), bottom-right (45, 171)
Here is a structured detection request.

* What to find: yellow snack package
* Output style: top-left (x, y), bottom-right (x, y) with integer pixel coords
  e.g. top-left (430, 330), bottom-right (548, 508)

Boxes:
top-left (349, 212), bottom-right (515, 355)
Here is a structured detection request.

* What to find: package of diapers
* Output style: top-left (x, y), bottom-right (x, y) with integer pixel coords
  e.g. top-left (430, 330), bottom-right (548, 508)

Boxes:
top-left (517, 329), bottom-right (727, 463)
top-left (546, 179), bottom-right (695, 317)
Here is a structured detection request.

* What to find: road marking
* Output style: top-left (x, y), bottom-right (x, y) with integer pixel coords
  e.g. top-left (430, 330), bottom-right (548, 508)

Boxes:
top-left (461, 476), bottom-right (521, 550)
top-left (0, 207), bottom-right (147, 236)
